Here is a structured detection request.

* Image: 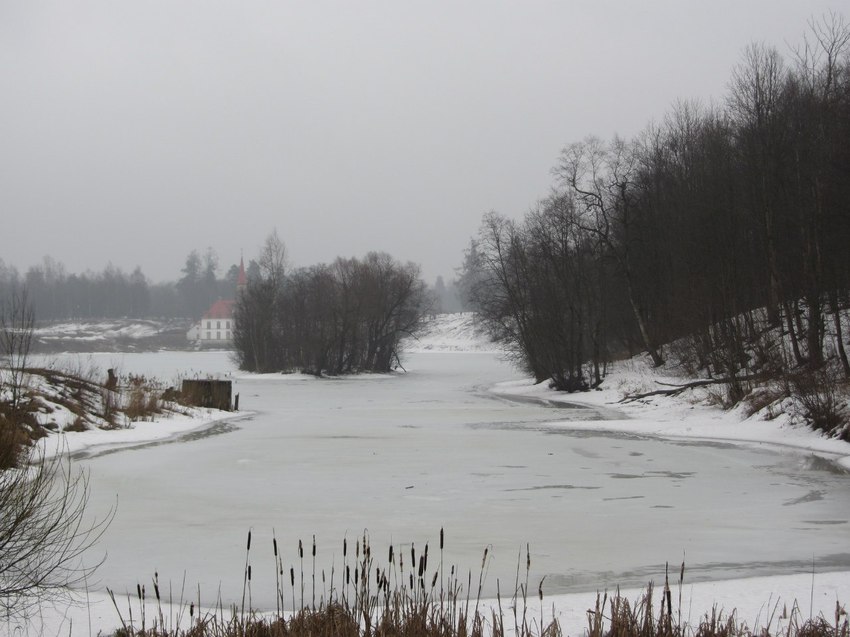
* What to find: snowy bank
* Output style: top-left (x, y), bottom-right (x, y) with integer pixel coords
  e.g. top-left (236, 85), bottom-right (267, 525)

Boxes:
top-left (37, 406), bottom-right (242, 460)
top-left (10, 569), bottom-right (848, 637)
top-left (491, 357), bottom-right (850, 469)
top-left (404, 312), bottom-right (503, 353)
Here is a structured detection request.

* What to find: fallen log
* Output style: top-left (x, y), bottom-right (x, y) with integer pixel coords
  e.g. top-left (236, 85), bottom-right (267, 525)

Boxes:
top-left (619, 374), bottom-right (769, 403)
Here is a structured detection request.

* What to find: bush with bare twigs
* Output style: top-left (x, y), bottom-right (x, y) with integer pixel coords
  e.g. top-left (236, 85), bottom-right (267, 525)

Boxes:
top-left (0, 435), bottom-right (112, 625)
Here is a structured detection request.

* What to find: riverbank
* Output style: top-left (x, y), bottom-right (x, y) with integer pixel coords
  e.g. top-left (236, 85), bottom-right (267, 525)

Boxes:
top-left (9, 563), bottom-right (847, 637)
top-left (491, 356), bottom-right (850, 471)
top-left (8, 328), bottom-right (850, 636)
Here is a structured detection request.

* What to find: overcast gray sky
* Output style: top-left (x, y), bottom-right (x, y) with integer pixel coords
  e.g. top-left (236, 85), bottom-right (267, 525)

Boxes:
top-left (0, 1), bottom-right (844, 283)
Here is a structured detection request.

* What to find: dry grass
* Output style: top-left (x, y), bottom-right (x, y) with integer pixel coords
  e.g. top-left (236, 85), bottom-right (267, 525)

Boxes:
top-left (105, 535), bottom-right (848, 637)
top-left (0, 366), bottom-right (190, 466)
top-left (123, 374), bottom-right (164, 422)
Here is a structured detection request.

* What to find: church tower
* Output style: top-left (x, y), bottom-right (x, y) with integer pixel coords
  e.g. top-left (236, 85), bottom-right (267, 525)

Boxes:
top-left (237, 256), bottom-right (247, 296)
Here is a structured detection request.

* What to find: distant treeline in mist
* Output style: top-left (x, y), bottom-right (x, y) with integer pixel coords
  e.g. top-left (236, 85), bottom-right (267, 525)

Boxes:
top-left (0, 248), bottom-right (458, 323)
top-left (460, 16), bottom-right (850, 401)
top-left (0, 249), bottom-right (245, 321)
top-left (233, 233), bottom-right (428, 375)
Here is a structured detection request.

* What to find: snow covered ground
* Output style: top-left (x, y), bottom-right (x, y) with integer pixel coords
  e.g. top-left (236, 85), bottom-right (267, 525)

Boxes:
top-left (490, 360), bottom-right (850, 471)
top-left (34, 320), bottom-right (164, 341)
top-left (32, 318), bottom-right (193, 353)
top-left (10, 313), bottom-right (850, 636)
top-left (405, 312), bottom-right (502, 353)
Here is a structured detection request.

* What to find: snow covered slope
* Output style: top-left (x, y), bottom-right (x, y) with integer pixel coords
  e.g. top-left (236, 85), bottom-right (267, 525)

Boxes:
top-left (404, 312), bottom-right (500, 353)
top-left (32, 318), bottom-right (193, 352)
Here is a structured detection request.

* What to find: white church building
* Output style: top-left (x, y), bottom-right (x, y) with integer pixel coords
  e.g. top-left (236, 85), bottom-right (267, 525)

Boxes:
top-left (187, 258), bottom-right (247, 347)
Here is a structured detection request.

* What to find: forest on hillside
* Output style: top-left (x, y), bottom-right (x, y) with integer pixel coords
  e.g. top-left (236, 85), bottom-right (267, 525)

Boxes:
top-left (459, 16), bottom-right (850, 435)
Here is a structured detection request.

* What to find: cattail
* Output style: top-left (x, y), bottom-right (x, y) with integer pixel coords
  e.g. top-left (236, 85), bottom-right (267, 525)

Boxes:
top-left (389, 545), bottom-right (394, 564)
top-left (526, 544), bottom-right (531, 571)
top-left (273, 538), bottom-right (278, 557)
top-left (190, 602), bottom-right (194, 619)
top-left (299, 539), bottom-right (303, 559)
top-left (355, 567), bottom-right (359, 584)
top-left (246, 530), bottom-right (252, 551)
top-left (538, 578), bottom-right (544, 601)
top-left (346, 565), bottom-right (350, 585)
top-left (482, 547), bottom-right (489, 569)
top-left (290, 567), bottom-right (295, 587)
top-left (154, 582), bottom-right (160, 602)
top-left (312, 535), bottom-right (316, 557)
top-left (440, 528), bottom-right (444, 550)
top-left (431, 571), bottom-right (438, 588)
top-left (343, 538), bottom-right (347, 558)
top-left (248, 565), bottom-right (252, 581)
top-left (418, 556), bottom-right (424, 578)
top-left (411, 543), bottom-right (416, 568)
top-left (424, 543), bottom-right (429, 572)
top-left (409, 573), bottom-right (414, 589)
top-left (137, 584), bottom-right (142, 600)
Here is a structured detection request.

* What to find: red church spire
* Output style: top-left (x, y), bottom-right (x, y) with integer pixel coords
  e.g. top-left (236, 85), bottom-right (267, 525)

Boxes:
top-left (237, 255), bottom-right (247, 288)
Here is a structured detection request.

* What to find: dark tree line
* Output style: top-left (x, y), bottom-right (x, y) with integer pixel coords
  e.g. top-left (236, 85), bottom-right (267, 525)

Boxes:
top-left (463, 15), bottom-right (850, 396)
top-left (0, 258), bottom-right (152, 320)
top-left (0, 249), bottom-right (243, 321)
top-left (233, 251), bottom-right (429, 375)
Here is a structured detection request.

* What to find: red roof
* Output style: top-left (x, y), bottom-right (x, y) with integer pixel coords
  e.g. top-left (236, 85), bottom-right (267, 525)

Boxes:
top-left (204, 299), bottom-right (234, 320)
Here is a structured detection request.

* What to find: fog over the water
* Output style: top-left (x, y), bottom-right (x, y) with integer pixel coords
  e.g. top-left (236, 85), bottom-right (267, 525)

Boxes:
top-left (0, 1), bottom-right (841, 283)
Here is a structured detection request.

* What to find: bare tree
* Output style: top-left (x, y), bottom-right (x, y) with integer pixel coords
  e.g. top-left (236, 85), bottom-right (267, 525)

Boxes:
top-left (728, 43), bottom-right (791, 333)
top-left (258, 229), bottom-right (289, 289)
top-left (555, 137), bottom-right (664, 366)
top-left (0, 289), bottom-right (111, 625)
top-left (0, 288), bottom-right (35, 420)
top-left (0, 439), bottom-right (112, 625)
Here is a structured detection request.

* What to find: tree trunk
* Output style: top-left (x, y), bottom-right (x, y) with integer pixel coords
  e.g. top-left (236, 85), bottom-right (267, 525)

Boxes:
top-left (829, 289), bottom-right (850, 378)
top-left (625, 278), bottom-right (663, 367)
top-left (782, 300), bottom-right (806, 366)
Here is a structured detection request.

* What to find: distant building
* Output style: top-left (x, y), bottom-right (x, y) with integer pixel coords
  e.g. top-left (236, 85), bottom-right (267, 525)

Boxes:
top-left (198, 299), bottom-right (236, 345)
top-left (188, 258), bottom-right (247, 347)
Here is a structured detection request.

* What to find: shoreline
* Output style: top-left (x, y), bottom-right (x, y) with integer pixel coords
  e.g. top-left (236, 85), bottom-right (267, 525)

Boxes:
top-left (14, 568), bottom-right (849, 637)
top-left (11, 348), bottom-right (850, 635)
top-left (488, 362), bottom-right (850, 471)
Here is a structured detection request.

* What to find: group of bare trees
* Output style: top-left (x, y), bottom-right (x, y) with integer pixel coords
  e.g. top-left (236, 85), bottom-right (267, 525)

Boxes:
top-left (464, 15), bottom-right (850, 400)
top-left (233, 246), bottom-right (429, 375)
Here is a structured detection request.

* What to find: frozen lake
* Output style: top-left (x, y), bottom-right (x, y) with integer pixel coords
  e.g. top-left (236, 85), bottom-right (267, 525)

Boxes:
top-left (53, 350), bottom-right (850, 609)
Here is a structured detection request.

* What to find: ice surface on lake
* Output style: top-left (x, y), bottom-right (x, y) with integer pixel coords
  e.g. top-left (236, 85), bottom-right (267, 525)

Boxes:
top-left (56, 351), bottom-right (850, 611)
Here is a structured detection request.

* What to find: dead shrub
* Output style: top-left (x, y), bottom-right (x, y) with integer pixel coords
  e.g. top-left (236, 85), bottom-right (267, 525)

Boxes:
top-left (788, 366), bottom-right (849, 438)
top-left (64, 416), bottom-right (88, 432)
top-left (119, 374), bottom-right (164, 422)
top-left (741, 383), bottom-right (789, 419)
